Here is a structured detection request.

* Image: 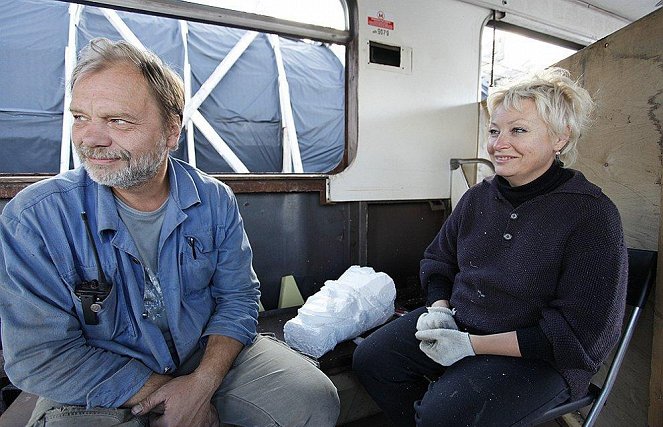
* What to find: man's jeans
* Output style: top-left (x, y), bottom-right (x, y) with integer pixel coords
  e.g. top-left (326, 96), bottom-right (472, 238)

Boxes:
top-left (28, 401), bottom-right (144, 427)
top-left (27, 335), bottom-right (340, 427)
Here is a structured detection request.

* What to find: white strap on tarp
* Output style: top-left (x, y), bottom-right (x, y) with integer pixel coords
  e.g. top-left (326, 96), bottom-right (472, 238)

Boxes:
top-left (267, 34), bottom-right (303, 173)
top-left (101, 8), bottom-right (145, 49)
top-left (100, 8), bottom-right (249, 172)
top-left (190, 111), bottom-right (249, 173)
top-left (182, 31), bottom-right (259, 126)
top-left (179, 20), bottom-right (196, 167)
top-left (61, 3), bottom-right (83, 172)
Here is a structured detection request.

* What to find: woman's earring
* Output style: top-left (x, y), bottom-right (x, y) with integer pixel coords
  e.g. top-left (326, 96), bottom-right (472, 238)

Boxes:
top-left (555, 151), bottom-right (564, 166)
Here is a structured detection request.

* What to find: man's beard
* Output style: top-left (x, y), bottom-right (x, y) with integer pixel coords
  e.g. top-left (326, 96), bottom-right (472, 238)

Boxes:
top-left (76, 138), bottom-right (169, 189)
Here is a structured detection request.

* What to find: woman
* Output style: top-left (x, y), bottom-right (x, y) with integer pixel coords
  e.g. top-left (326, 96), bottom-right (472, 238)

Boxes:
top-left (353, 68), bottom-right (627, 426)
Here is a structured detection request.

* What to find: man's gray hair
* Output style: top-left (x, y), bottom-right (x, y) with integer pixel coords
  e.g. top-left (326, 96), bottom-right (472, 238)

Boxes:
top-left (71, 38), bottom-right (184, 129)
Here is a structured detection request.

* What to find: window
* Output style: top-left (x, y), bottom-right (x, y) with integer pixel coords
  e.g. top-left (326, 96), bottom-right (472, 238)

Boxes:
top-left (0, 0), bottom-right (350, 175)
top-left (476, 22), bottom-right (579, 181)
top-left (480, 22), bottom-right (579, 99)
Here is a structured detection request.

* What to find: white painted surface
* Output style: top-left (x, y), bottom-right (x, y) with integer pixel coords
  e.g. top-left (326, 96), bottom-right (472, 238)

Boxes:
top-left (328, 0), bottom-right (487, 202)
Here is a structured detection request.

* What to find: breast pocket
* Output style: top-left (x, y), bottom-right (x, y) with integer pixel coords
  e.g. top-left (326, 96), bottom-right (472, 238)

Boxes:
top-left (181, 232), bottom-right (218, 296)
top-left (65, 266), bottom-right (135, 341)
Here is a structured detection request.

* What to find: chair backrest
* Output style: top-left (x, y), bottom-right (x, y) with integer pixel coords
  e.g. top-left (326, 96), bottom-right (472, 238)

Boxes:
top-left (625, 248), bottom-right (657, 308)
top-left (533, 247), bottom-right (657, 426)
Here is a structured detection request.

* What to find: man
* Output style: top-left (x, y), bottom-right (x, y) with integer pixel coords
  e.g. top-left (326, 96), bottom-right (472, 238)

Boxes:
top-left (0, 38), bottom-right (339, 426)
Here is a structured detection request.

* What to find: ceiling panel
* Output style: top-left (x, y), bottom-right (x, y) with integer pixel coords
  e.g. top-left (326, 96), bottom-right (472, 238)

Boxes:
top-left (585, 0), bottom-right (661, 22)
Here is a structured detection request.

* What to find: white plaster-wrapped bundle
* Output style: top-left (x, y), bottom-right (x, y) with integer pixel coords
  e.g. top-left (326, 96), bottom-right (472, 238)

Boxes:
top-left (284, 266), bottom-right (396, 358)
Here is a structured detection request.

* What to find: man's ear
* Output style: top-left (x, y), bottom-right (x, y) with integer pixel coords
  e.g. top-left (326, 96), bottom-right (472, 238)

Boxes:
top-left (165, 117), bottom-right (182, 149)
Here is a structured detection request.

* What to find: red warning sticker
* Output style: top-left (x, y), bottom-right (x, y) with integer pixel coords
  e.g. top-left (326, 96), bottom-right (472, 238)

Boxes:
top-left (368, 11), bottom-right (394, 30)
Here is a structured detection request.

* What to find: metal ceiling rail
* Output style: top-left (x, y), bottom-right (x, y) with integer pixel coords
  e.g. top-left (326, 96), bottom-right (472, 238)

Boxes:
top-left (57, 0), bottom-right (352, 44)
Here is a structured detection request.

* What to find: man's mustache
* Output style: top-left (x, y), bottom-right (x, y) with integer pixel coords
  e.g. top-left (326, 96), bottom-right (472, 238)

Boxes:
top-left (77, 146), bottom-right (131, 162)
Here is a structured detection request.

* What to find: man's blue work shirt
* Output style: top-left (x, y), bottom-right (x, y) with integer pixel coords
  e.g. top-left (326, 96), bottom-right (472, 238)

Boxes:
top-left (0, 158), bottom-right (260, 408)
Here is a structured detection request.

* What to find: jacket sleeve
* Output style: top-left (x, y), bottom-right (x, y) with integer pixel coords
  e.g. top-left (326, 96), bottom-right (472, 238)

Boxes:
top-left (0, 215), bottom-right (153, 408)
top-left (419, 191), bottom-right (470, 303)
top-left (202, 188), bottom-right (260, 345)
top-left (517, 325), bottom-right (555, 361)
top-left (539, 197), bottom-right (627, 386)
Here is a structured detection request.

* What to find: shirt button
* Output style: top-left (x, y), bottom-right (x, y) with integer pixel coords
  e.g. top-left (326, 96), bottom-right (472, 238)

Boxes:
top-left (142, 311), bottom-right (149, 319)
top-left (163, 367), bottom-right (171, 374)
top-left (503, 233), bottom-right (512, 240)
top-left (510, 213), bottom-right (518, 220)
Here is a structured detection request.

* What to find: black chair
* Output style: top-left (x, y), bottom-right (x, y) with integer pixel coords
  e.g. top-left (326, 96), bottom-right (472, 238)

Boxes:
top-left (532, 248), bottom-right (657, 426)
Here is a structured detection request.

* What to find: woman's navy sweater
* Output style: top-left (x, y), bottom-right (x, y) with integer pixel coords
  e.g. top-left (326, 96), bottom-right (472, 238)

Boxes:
top-left (420, 167), bottom-right (627, 399)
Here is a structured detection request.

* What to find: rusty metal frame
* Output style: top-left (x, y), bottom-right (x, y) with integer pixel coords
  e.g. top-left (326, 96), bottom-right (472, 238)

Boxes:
top-left (0, 175), bottom-right (328, 202)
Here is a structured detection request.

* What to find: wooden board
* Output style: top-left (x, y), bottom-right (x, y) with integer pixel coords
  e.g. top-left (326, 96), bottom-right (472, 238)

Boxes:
top-left (555, 9), bottom-right (663, 252)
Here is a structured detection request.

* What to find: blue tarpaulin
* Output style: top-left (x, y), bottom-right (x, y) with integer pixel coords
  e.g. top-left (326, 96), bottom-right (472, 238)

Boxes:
top-left (0, 0), bottom-right (345, 173)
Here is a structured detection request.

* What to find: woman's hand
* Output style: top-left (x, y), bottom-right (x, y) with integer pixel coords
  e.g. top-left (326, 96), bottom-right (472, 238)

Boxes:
top-left (415, 329), bottom-right (475, 365)
top-left (416, 306), bottom-right (458, 332)
top-left (415, 325), bottom-right (522, 366)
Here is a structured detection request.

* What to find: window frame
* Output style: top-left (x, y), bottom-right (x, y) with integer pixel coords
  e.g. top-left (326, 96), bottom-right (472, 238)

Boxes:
top-left (1, 0), bottom-right (358, 199)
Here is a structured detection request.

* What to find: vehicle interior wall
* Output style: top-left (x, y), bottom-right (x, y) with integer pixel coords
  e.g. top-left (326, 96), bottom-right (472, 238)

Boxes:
top-left (328, 0), bottom-right (486, 202)
top-left (327, 0), bottom-right (647, 204)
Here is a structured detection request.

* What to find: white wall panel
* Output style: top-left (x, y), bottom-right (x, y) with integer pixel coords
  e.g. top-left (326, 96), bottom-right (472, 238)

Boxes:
top-left (328, 0), bottom-right (488, 202)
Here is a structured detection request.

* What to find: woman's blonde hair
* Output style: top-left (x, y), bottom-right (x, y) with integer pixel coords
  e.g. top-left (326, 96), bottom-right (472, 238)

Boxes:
top-left (486, 67), bottom-right (595, 166)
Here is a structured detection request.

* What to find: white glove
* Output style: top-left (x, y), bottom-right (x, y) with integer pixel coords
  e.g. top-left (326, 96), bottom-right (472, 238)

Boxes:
top-left (415, 328), bottom-right (475, 366)
top-left (416, 306), bottom-right (458, 332)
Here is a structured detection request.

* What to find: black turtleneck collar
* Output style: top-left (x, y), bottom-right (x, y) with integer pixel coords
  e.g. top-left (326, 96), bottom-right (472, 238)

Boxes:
top-left (496, 160), bottom-right (573, 208)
